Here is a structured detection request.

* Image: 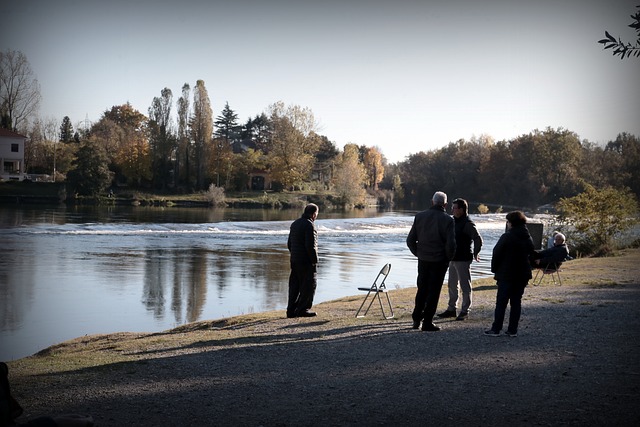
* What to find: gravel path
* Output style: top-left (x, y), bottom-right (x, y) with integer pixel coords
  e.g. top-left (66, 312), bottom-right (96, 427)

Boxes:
top-left (7, 252), bottom-right (640, 426)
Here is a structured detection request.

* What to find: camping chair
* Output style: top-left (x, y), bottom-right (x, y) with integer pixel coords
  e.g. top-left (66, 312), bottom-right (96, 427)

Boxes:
top-left (355, 263), bottom-right (394, 319)
top-left (533, 256), bottom-right (572, 286)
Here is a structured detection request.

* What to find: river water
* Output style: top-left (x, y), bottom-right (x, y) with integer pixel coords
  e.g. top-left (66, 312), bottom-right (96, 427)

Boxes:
top-left (0, 205), bottom-right (514, 361)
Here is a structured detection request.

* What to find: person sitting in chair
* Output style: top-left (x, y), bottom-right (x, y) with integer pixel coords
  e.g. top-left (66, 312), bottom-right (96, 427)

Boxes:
top-left (531, 232), bottom-right (569, 270)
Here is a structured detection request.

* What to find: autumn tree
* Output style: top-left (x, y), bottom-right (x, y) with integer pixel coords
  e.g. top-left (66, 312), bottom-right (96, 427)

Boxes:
top-left (265, 101), bottom-right (320, 189)
top-left (0, 49), bottom-right (41, 131)
top-left (191, 80), bottom-right (213, 190)
top-left (362, 146), bottom-right (385, 190)
top-left (91, 103), bottom-right (151, 186)
top-left (332, 143), bottom-right (366, 207)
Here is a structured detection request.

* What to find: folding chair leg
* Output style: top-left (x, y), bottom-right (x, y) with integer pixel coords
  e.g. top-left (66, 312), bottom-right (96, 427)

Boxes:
top-left (380, 292), bottom-right (394, 319)
top-left (355, 291), bottom-right (375, 318)
top-left (533, 268), bottom-right (542, 286)
top-left (356, 291), bottom-right (394, 319)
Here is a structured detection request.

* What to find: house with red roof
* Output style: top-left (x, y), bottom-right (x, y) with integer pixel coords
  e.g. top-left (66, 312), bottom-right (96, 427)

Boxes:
top-left (0, 128), bottom-right (27, 181)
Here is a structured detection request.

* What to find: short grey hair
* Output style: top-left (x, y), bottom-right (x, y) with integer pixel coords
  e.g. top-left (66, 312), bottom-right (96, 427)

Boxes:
top-left (554, 232), bottom-right (566, 244)
top-left (432, 191), bottom-right (447, 206)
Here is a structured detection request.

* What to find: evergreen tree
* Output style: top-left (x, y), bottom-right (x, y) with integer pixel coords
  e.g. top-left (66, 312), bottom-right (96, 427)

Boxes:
top-left (59, 116), bottom-right (74, 143)
top-left (214, 102), bottom-right (239, 144)
top-left (67, 140), bottom-right (112, 196)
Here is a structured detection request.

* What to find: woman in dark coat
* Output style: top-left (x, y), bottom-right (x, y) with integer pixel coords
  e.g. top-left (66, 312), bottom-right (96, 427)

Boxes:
top-left (485, 211), bottom-right (536, 337)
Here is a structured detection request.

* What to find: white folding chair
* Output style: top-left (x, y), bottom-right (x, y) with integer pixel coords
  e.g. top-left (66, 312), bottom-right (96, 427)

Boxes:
top-left (355, 263), bottom-right (394, 319)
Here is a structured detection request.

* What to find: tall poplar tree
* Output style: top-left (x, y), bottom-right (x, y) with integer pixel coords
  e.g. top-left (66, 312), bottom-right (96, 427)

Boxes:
top-left (176, 83), bottom-right (191, 189)
top-left (191, 80), bottom-right (213, 190)
top-left (148, 87), bottom-right (175, 190)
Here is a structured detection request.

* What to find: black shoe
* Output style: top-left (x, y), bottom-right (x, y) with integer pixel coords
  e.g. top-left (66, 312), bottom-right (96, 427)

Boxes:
top-left (437, 310), bottom-right (456, 318)
top-left (286, 313), bottom-right (296, 318)
top-left (484, 329), bottom-right (501, 337)
top-left (456, 313), bottom-right (468, 321)
top-left (422, 323), bottom-right (441, 332)
top-left (297, 310), bottom-right (317, 317)
top-left (505, 331), bottom-right (518, 337)
top-left (412, 320), bottom-right (421, 329)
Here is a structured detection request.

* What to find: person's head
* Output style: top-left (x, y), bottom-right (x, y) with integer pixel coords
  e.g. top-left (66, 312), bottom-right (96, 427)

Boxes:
top-left (505, 210), bottom-right (527, 228)
top-left (554, 232), bottom-right (566, 245)
top-left (432, 191), bottom-right (447, 207)
top-left (303, 203), bottom-right (319, 221)
top-left (451, 198), bottom-right (468, 218)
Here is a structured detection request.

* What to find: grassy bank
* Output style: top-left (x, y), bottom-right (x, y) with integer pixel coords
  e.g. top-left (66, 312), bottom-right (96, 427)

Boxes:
top-left (0, 180), bottom-right (346, 208)
top-left (7, 247), bottom-right (639, 373)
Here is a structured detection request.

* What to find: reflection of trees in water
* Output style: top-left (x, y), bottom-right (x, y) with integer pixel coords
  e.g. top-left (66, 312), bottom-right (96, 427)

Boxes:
top-left (142, 249), bottom-right (166, 318)
top-left (143, 247), bottom-right (208, 325)
top-left (186, 249), bottom-right (208, 323)
top-left (0, 248), bottom-right (35, 330)
top-left (141, 245), bottom-right (291, 326)
top-left (233, 248), bottom-right (290, 308)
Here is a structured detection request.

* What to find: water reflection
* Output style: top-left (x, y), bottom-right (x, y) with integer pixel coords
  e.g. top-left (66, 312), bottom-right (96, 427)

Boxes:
top-left (0, 205), bottom-right (508, 360)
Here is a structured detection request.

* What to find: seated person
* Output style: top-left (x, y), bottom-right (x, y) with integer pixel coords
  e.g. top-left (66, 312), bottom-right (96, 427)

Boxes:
top-left (531, 232), bottom-right (569, 270)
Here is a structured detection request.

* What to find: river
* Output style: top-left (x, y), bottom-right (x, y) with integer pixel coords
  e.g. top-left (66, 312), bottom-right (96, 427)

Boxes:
top-left (1, 205), bottom-right (518, 361)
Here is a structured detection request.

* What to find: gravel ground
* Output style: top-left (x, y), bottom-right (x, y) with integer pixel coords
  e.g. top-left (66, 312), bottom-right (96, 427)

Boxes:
top-left (6, 250), bottom-right (640, 426)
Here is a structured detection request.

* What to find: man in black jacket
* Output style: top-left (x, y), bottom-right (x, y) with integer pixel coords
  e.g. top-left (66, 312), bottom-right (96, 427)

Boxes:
top-left (287, 203), bottom-right (319, 318)
top-left (407, 191), bottom-right (456, 331)
top-left (438, 198), bottom-right (483, 321)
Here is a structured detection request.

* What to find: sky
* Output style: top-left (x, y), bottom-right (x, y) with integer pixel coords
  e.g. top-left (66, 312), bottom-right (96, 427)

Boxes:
top-left (2, 0), bottom-right (639, 163)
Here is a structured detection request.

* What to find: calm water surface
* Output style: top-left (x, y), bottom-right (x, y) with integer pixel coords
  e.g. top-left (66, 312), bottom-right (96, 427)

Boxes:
top-left (0, 205), bottom-right (508, 361)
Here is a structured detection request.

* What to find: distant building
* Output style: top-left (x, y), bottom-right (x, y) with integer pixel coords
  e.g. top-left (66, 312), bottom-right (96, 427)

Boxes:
top-left (248, 169), bottom-right (272, 191)
top-left (0, 128), bottom-right (27, 181)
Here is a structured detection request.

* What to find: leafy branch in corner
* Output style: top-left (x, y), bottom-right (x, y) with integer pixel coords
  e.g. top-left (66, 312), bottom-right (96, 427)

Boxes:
top-left (598, 5), bottom-right (640, 59)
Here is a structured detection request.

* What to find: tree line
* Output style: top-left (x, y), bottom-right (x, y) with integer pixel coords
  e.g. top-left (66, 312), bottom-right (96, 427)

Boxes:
top-left (2, 49), bottom-right (639, 212)
top-left (383, 129), bottom-right (640, 211)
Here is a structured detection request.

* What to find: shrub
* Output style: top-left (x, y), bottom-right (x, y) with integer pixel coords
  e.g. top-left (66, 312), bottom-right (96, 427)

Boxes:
top-left (477, 204), bottom-right (489, 214)
top-left (206, 184), bottom-right (226, 207)
top-left (556, 184), bottom-right (639, 256)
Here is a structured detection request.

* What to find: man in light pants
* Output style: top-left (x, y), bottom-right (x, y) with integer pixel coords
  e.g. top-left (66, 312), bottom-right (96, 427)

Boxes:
top-left (437, 198), bottom-right (483, 321)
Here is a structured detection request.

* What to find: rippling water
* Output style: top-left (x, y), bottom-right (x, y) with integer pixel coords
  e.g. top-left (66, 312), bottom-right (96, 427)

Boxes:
top-left (0, 206), bottom-right (519, 360)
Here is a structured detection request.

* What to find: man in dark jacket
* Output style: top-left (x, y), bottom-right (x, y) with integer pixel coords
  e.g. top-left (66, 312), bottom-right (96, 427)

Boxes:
top-left (531, 232), bottom-right (569, 269)
top-left (287, 203), bottom-right (319, 318)
top-left (407, 191), bottom-right (456, 331)
top-left (485, 211), bottom-right (536, 337)
top-left (438, 198), bottom-right (483, 321)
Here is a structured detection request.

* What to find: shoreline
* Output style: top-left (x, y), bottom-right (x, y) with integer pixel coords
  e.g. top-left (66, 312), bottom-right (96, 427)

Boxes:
top-left (5, 248), bottom-right (640, 426)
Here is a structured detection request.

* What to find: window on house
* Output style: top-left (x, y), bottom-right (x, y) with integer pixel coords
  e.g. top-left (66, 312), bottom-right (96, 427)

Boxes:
top-left (11, 144), bottom-right (19, 152)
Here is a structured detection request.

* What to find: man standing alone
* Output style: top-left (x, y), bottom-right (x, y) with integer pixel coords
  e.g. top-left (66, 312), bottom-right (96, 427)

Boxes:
top-left (287, 203), bottom-right (319, 318)
top-left (438, 198), bottom-right (483, 321)
top-left (407, 191), bottom-right (456, 331)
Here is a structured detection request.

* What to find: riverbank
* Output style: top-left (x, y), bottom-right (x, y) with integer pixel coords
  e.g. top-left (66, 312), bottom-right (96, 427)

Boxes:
top-left (0, 181), bottom-right (367, 209)
top-left (5, 248), bottom-right (640, 426)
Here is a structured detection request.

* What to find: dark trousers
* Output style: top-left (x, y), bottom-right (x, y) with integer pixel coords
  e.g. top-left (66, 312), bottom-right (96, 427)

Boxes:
top-left (491, 280), bottom-right (527, 333)
top-left (287, 262), bottom-right (317, 316)
top-left (412, 260), bottom-right (449, 325)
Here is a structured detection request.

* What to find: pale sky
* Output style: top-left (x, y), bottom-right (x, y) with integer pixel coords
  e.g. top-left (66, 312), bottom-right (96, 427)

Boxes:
top-left (2, 0), bottom-right (639, 163)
